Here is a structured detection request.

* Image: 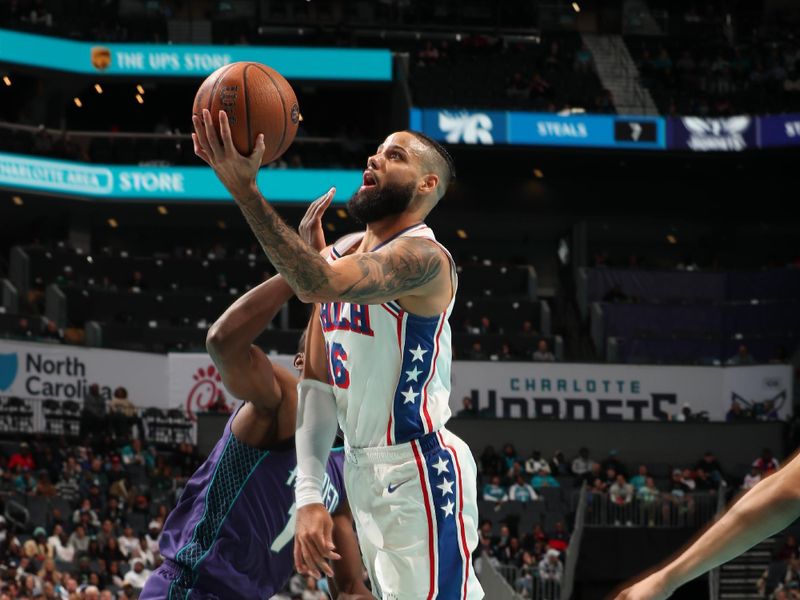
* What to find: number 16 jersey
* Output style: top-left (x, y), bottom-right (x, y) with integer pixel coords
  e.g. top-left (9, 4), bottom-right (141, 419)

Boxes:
top-left (321, 223), bottom-right (456, 449)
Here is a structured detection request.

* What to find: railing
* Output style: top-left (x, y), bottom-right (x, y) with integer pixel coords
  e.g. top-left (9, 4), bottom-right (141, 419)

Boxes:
top-left (584, 490), bottom-right (720, 528)
top-left (0, 120), bottom-right (375, 167)
top-left (708, 483), bottom-right (728, 599)
top-left (0, 393), bottom-right (197, 443)
top-left (561, 482), bottom-right (588, 600)
top-left (475, 556), bottom-right (524, 600)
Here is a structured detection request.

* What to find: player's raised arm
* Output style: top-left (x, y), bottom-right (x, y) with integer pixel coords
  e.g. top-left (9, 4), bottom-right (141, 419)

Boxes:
top-left (205, 189), bottom-right (335, 413)
top-left (193, 109), bottom-right (451, 309)
top-left (614, 450), bottom-right (800, 600)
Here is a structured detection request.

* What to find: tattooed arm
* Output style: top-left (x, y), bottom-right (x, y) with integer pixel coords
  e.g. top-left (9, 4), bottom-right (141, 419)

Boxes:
top-left (237, 192), bottom-right (445, 304)
top-left (192, 108), bottom-right (449, 308)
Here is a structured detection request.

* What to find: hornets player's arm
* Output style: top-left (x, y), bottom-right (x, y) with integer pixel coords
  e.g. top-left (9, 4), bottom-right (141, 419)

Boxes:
top-left (205, 191), bottom-right (334, 446)
top-left (614, 449), bottom-right (800, 600)
top-left (329, 502), bottom-right (375, 599)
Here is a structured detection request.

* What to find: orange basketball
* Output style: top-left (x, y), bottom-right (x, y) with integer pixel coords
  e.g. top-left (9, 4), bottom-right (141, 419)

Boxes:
top-left (193, 62), bottom-right (300, 165)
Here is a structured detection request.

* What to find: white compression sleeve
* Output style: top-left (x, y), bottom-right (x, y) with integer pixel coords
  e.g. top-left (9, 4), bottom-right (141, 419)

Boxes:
top-left (295, 379), bottom-right (339, 508)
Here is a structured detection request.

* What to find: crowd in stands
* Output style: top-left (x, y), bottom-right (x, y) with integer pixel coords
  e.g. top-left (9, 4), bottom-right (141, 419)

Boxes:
top-left (0, 418), bottom-right (335, 599)
top-left (629, 17), bottom-right (800, 116)
top-left (758, 534), bottom-right (800, 600)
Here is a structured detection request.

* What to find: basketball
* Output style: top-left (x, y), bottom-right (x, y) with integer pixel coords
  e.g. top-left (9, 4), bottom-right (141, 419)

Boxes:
top-left (192, 61), bottom-right (300, 165)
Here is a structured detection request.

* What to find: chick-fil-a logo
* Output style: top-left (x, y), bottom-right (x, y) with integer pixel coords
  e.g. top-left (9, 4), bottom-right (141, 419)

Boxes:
top-left (185, 365), bottom-right (228, 421)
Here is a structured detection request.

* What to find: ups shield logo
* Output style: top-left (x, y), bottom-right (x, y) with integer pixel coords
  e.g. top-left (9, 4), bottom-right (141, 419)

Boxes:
top-left (91, 47), bottom-right (112, 70)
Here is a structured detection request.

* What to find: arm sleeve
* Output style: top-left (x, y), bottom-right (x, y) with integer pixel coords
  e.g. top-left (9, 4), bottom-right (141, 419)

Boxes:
top-left (295, 379), bottom-right (339, 508)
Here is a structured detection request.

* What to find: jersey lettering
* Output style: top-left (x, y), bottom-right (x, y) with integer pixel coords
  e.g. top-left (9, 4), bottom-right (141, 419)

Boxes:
top-left (328, 341), bottom-right (350, 389)
top-left (273, 467), bottom-right (341, 553)
top-left (320, 302), bottom-right (374, 336)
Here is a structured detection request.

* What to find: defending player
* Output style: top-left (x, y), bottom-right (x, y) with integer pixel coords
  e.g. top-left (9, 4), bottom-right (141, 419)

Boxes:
top-left (614, 449), bottom-right (800, 600)
top-left (193, 109), bottom-right (484, 599)
top-left (139, 193), bottom-right (371, 600)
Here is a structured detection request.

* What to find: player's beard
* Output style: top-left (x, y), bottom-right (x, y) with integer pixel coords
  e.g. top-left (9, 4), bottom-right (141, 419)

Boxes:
top-left (347, 180), bottom-right (416, 224)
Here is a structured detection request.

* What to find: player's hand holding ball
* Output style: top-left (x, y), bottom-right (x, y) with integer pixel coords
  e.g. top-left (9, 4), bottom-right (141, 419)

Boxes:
top-left (192, 62), bottom-right (299, 202)
top-left (294, 503), bottom-right (341, 579)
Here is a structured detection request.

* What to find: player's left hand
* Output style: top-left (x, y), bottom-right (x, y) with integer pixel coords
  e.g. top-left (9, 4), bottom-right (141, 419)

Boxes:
top-left (192, 108), bottom-right (265, 201)
top-left (299, 188), bottom-right (335, 252)
top-left (295, 503), bottom-right (341, 579)
top-left (612, 571), bottom-right (673, 600)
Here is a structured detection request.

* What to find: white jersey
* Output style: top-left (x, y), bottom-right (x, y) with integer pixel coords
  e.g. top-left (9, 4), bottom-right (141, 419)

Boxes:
top-left (320, 223), bottom-right (456, 448)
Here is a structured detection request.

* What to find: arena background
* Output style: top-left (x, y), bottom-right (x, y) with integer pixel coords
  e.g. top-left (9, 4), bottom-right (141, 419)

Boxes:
top-left (0, 1), bottom-right (799, 599)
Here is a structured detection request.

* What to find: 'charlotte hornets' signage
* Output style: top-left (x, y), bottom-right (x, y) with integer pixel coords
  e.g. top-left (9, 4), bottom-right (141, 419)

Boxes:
top-left (449, 362), bottom-right (792, 422)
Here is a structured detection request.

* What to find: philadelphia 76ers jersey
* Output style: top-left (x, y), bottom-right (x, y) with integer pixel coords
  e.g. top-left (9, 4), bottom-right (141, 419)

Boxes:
top-left (321, 223), bottom-right (456, 448)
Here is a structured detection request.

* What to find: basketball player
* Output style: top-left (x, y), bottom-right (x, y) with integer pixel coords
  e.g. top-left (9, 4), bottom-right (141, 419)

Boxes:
top-left (139, 193), bottom-right (372, 600)
top-left (192, 109), bottom-right (484, 598)
top-left (614, 450), bottom-right (800, 599)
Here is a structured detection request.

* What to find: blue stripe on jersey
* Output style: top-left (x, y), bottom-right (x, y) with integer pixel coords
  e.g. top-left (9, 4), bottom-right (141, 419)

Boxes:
top-left (168, 434), bottom-right (269, 600)
top-left (423, 441), bottom-right (465, 599)
top-left (391, 313), bottom-right (441, 443)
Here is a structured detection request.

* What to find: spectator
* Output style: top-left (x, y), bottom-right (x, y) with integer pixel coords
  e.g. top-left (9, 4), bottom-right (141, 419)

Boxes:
top-left (726, 400), bottom-right (753, 422)
top-left (501, 537), bottom-right (523, 566)
top-left (538, 548), bottom-right (563, 586)
top-left (121, 438), bottom-right (152, 468)
top-left (531, 468), bottom-right (560, 489)
top-left (209, 391), bottom-right (231, 414)
top-left (501, 444), bottom-right (520, 472)
top-left (34, 470), bottom-right (57, 497)
top-left (145, 520), bottom-right (162, 555)
top-left (754, 448), bottom-right (780, 475)
top-left (695, 451), bottom-right (724, 483)
top-left (515, 551), bottom-right (539, 597)
top-left (547, 521), bottom-right (570, 552)
top-left (498, 342), bottom-right (515, 361)
top-left (693, 467), bottom-right (717, 492)
top-left (110, 388), bottom-right (133, 420)
top-left (457, 396), bottom-right (477, 418)
top-left (123, 558), bottom-right (151, 588)
top-left (673, 403), bottom-right (694, 422)
top-left (777, 534), bottom-right (799, 561)
top-left (636, 477), bottom-right (661, 527)
top-left (81, 383), bottom-right (107, 439)
top-left (571, 447), bottom-right (595, 477)
top-left (54, 532), bottom-right (76, 564)
top-left (479, 446), bottom-right (504, 477)
top-left (8, 442), bottom-right (36, 471)
top-left (509, 474), bottom-right (539, 502)
top-left (549, 451), bottom-right (568, 476)
top-left (601, 450), bottom-right (626, 478)
top-left (96, 519), bottom-right (115, 548)
top-left (742, 465), bottom-right (762, 490)
top-left (532, 339), bottom-right (555, 362)
top-left (301, 575), bottom-right (328, 600)
top-left (483, 475), bottom-right (509, 503)
top-left (128, 271), bottom-right (148, 293)
top-left (68, 525), bottom-right (89, 555)
top-left (609, 474), bottom-right (634, 526)
top-left (23, 527), bottom-right (49, 561)
top-left (525, 450), bottom-right (551, 475)
top-left (469, 340), bottom-right (487, 360)
top-left (118, 526), bottom-right (139, 558)
top-left (629, 465), bottom-right (649, 490)
top-left (14, 468), bottom-right (37, 495)
top-left (727, 344), bottom-right (755, 365)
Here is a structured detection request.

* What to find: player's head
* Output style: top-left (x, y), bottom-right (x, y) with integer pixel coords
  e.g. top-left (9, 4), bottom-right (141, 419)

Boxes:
top-left (347, 130), bottom-right (455, 224)
top-left (293, 330), bottom-right (307, 372)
